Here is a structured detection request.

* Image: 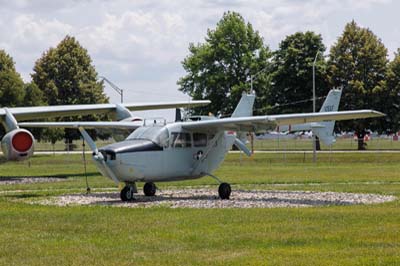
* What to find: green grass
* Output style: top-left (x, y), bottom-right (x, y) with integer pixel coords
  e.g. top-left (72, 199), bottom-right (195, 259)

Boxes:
top-left (0, 153), bottom-right (399, 265)
top-left (252, 137), bottom-right (400, 150)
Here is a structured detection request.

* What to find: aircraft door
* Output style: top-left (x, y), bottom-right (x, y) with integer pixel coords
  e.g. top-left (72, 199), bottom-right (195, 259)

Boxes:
top-left (163, 132), bottom-right (194, 178)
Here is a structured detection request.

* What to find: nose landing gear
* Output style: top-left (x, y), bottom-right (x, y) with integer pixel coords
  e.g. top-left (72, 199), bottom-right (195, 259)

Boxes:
top-left (120, 183), bottom-right (137, 201)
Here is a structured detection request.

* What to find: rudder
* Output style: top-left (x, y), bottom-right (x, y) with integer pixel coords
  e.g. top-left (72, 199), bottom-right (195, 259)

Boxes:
top-left (313, 89), bottom-right (342, 145)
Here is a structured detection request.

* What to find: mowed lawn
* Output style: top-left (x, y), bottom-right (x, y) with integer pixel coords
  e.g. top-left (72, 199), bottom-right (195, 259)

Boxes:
top-left (0, 153), bottom-right (399, 265)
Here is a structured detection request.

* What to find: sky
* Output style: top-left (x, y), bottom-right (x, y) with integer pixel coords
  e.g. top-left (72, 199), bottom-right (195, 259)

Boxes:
top-left (0, 0), bottom-right (398, 119)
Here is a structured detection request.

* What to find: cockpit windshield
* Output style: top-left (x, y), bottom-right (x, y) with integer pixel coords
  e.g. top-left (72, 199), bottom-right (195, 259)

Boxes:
top-left (126, 126), bottom-right (169, 147)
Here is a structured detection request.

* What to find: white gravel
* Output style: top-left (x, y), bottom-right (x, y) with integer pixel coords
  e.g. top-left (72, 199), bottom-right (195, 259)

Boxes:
top-left (35, 188), bottom-right (396, 208)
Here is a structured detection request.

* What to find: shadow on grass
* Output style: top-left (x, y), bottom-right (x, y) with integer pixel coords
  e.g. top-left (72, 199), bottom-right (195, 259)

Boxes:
top-left (0, 172), bottom-right (98, 179)
top-left (4, 193), bottom-right (42, 199)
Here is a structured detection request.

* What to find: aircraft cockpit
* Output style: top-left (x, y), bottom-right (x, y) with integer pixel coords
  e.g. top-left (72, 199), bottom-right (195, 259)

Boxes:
top-left (126, 126), bottom-right (169, 147)
top-left (98, 127), bottom-right (169, 160)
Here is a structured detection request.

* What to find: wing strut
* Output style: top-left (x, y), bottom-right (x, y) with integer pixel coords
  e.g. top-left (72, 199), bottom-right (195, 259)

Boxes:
top-left (233, 138), bottom-right (252, 157)
top-left (78, 127), bottom-right (120, 185)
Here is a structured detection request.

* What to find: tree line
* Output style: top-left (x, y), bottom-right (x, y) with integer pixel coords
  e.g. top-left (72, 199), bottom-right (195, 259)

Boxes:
top-left (1, 12), bottom-right (399, 150)
top-left (178, 12), bottom-right (400, 150)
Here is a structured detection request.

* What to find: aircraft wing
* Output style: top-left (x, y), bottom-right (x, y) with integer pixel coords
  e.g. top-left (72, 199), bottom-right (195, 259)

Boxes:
top-left (181, 110), bottom-right (385, 132)
top-left (19, 121), bottom-right (142, 130)
top-left (0, 100), bottom-right (210, 121)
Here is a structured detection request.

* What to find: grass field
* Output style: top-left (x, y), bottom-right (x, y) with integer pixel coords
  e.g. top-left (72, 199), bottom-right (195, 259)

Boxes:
top-left (253, 136), bottom-right (400, 151)
top-left (0, 153), bottom-right (399, 265)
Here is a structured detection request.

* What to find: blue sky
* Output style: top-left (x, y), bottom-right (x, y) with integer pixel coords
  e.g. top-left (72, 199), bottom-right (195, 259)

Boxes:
top-left (0, 0), bottom-right (398, 118)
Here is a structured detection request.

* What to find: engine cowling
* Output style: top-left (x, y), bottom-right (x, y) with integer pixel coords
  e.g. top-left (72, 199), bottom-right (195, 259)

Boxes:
top-left (1, 129), bottom-right (35, 161)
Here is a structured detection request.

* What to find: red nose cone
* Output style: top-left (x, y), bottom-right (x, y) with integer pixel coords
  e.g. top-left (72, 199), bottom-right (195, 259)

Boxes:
top-left (12, 131), bottom-right (33, 152)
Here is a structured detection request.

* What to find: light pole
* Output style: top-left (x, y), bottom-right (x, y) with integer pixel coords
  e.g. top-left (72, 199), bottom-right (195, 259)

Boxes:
top-left (250, 66), bottom-right (268, 93)
top-left (312, 51), bottom-right (321, 163)
top-left (248, 66), bottom-right (269, 154)
top-left (99, 76), bottom-right (124, 103)
top-left (313, 51), bottom-right (321, 113)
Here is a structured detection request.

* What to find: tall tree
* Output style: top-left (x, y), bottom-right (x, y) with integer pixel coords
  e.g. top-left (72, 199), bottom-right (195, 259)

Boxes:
top-left (384, 48), bottom-right (400, 133)
top-left (328, 21), bottom-right (388, 150)
top-left (268, 31), bottom-right (329, 115)
top-left (0, 50), bottom-right (25, 108)
top-left (23, 82), bottom-right (45, 107)
top-left (178, 11), bottom-right (272, 116)
top-left (31, 35), bottom-right (109, 143)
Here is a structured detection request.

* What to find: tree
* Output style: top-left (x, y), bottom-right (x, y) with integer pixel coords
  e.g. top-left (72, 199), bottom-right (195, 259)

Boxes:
top-left (384, 49), bottom-right (400, 133)
top-left (0, 50), bottom-right (25, 108)
top-left (328, 21), bottom-right (388, 150)
top-left (23, 82), bottom-right (45, 107)
top-left (268, 31), bottom-right (329, 115)
top-left (178, 11), bottom-right (272, 116)
top-left (31, 35), bottom-right (109, 144)
top-left (0, 50), bottom-right (25, 137)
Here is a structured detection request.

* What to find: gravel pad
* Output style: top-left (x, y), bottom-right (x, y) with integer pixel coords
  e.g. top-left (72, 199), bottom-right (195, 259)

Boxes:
top-left (36, 188), bottom-right (396, 208)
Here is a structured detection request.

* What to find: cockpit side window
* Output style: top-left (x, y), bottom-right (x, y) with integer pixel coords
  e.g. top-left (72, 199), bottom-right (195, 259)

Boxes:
top-left (157, 128), bottom-right (169, 148)
top-left (171, 132), bottom-right (192, 148)
top-left (193, 133), bottom-right (207, 147)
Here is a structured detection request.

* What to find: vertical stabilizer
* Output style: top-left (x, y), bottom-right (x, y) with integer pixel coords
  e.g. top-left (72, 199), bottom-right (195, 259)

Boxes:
top-left (319, 89), bottom-right (342, 113)
top-left (231, 92), bottom-right (256, 118)
top-left (231, 92), bottom-right (255, 156)
top-left (313, 89), bottom-right (342, 145)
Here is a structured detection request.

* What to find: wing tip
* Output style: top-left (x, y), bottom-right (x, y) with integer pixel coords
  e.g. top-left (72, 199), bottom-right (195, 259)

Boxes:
top-left (369, 110), bottom-right (386, 117)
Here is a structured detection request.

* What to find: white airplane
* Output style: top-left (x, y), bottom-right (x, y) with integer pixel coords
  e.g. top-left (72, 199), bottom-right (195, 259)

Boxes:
top-left (11, 92), bottom-right (384, 201)
top-left (277, 88), bottom-right (342, 145)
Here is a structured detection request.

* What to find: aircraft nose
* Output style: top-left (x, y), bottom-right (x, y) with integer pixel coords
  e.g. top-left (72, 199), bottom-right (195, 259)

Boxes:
top-left (99, 139), bottom-right (163, 159)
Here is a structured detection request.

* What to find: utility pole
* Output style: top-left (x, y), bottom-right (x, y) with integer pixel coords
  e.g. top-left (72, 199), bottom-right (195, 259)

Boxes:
top-left (248, 66), bottom-right (268, 154)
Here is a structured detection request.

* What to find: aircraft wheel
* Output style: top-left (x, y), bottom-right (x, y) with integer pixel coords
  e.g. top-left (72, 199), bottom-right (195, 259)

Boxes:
top-left (120, 186), bottom-right (134, 201)
top-left (143, 182), bottom-right (156, 196)
top-left (218, 182), bottom-right (231, 199)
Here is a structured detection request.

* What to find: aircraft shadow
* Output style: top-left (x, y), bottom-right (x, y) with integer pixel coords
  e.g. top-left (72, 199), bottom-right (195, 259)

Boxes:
top-left (0, 172), bottom-right (98, 179)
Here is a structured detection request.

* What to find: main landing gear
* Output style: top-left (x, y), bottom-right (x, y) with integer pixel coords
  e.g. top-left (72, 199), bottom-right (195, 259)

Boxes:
top-left (207, 173), bottom-right (231, 199)
top-left (218, 182), bottom-right (231, 200)
top-left (143, 182), bottom-right (156, 196)
top-left (120, 182), bottom-right (157, 201)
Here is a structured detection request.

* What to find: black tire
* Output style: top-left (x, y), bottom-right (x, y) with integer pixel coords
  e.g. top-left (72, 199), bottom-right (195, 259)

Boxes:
top-left (218, 183), bottom-right (231, 200)
top-left (120, 186), bottom-right (134, 201)
top-left (143, 182), bottom-right (156, 196)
